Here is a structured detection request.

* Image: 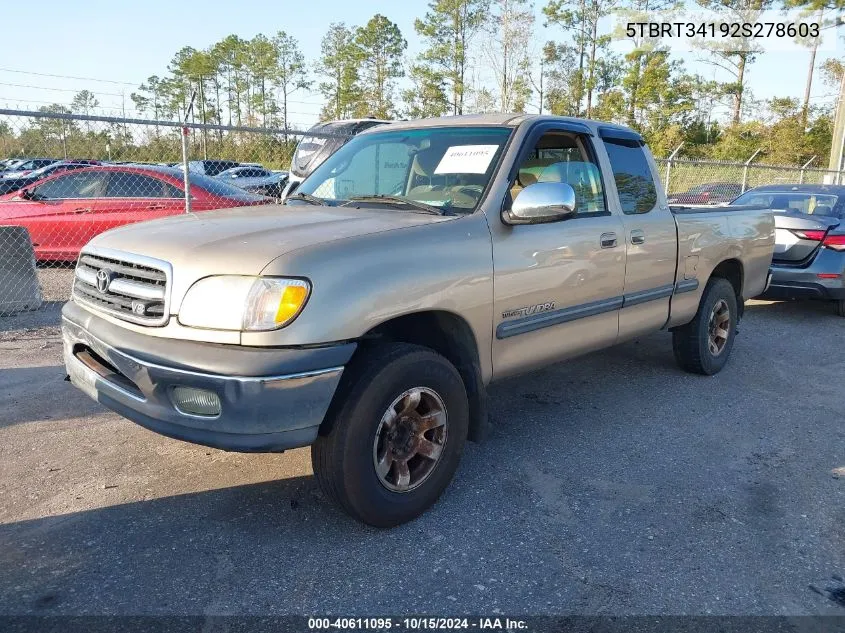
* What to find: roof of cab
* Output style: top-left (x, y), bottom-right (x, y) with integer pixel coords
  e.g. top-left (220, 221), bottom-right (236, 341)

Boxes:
top-left (358, 113), bottom-right (641, 139)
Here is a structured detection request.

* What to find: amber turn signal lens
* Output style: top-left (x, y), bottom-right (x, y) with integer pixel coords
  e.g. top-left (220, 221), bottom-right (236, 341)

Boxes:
top-left (276, 284), bottom-right (309, 324)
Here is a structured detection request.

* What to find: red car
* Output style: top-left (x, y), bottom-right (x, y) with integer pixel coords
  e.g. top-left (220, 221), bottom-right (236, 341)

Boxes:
top-left (666, 182), bottom-right (743, 205)
top-left (0, 165), bottom-right (271, 261)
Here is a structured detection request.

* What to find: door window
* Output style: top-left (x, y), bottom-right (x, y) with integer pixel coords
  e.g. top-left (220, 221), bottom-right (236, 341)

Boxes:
top-left (603, 138), bottom-right (658, 215)
top-left (106, 172), bottom-right (180, 198)
top-left (511, 133), bottom-right (607, 216)
top-left (33, 171), bottom-right (107, 199)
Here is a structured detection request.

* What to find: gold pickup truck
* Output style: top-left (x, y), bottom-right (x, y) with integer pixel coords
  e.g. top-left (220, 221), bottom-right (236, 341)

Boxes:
top-left (62, 114), bottom-right (775, 526)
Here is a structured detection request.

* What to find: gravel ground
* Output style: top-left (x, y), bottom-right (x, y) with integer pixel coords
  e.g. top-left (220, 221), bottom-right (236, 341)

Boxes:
top-left (0, 297), bottom-right (844, 616)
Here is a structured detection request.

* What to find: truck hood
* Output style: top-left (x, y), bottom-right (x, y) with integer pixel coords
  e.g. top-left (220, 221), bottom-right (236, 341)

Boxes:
top-left (88, 203), bottom-right (453, 304)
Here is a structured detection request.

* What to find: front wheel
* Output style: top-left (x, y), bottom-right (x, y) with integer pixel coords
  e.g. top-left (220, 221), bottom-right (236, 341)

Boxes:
top-left (673, 277), bottom-right (738, 375)
top-left (311, 343), bottom-right (468, 527)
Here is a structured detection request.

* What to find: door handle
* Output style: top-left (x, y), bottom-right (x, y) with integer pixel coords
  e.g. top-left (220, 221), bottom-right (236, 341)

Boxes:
top-left (73, 207), bottom-right (92, 214)
top-left (147, 204), bottom-right (165, 210)
top-left (600, 232), bottom-right (618, 249)
top-left (630, 230), bottom-right (646, 245)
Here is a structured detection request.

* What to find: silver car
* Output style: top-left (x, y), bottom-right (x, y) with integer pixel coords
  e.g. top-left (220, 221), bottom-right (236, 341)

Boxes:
top-left (731, 185), bottom-right (845, 315)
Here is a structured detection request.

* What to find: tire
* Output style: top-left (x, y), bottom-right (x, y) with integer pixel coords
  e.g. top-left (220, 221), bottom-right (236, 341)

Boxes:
top-left (672, 277), bottom-right (738, 376)
top-left (311, 342), bottom-right (469, 527)
top-left (836, 300), bottom-right (845, 317)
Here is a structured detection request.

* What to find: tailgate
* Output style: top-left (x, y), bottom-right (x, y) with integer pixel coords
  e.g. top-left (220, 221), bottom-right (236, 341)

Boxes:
top-left (773, 211), bottom-right (840, 265)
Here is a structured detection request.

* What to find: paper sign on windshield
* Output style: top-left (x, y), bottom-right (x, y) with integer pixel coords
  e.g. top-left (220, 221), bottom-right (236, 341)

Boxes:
top-left (434, 145), bottom-right (498, 175)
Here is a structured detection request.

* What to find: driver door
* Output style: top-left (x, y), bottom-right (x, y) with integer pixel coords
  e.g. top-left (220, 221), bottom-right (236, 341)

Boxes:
top-left (491, 127), bottom-right (626, 379)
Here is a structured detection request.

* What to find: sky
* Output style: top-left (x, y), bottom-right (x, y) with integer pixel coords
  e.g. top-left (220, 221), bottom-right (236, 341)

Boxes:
top-left (0, 0), bottom-right (842, 130)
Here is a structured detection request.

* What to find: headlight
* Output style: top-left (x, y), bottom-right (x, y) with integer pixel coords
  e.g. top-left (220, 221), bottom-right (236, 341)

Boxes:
top-left (178, 276), bottom-right (310, 331)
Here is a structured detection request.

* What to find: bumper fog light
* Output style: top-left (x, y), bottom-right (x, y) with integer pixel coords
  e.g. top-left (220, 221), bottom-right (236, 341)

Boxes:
top-left (171, 386), bottom-right (222, 417)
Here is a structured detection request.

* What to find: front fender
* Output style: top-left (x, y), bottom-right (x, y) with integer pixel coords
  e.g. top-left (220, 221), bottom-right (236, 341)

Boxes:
top-left (242, 213), bottom-right (495, 378)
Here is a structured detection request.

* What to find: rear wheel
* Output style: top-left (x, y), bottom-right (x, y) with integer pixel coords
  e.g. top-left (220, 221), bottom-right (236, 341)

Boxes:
top-left (311, 343), bottom-right (468, 527)
top-left (836, 300), bottom-right (845, 317)
top-left (673, 277), bottom-right (738, 375)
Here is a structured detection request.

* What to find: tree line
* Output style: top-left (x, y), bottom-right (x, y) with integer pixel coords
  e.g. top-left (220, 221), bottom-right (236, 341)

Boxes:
top-left (7, 0), bottom-right (845, 165)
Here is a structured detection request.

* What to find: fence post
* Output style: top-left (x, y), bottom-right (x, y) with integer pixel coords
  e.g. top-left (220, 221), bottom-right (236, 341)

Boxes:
top-left (664, 143), bottom-right (683, 195)
top-left (181, 126), bottom-right (192, 215)
top-left (741, 149), bottom-right (763, 193)
top-left (181, 91), bottom-right (197, 215)
top-left (799, 156), bottom-right (816, 184)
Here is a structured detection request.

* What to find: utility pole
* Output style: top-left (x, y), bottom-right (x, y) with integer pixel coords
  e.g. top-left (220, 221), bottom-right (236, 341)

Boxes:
top-left (822, 13), bottom-right (845, 185)
top-left (828, 70), bottom-right (845, 183)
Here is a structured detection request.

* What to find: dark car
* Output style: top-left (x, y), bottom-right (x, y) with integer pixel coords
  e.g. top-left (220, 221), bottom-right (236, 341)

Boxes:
top-left (216, 166), bottom-right (288, 198)
top-left (0, 161), bottom-right (102, 195)
top-left (729, 184), bottom-right (845, 315)
top-left (668, 182), bottom-right (743, 205)
top-left (186, 159), bottom-right (241, 176)
top-left (283, 118), bottom-right (391, 198)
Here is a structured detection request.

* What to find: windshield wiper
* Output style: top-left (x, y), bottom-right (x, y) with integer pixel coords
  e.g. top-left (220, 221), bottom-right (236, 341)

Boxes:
top-left (345, 195), bottom-right (445, 215)
top-left (286, 192), bottom-right (325, 206)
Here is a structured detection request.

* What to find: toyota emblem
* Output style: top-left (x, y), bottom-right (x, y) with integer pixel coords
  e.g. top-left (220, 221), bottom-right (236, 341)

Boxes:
top-left (96, 269), bottom-right (114, 294)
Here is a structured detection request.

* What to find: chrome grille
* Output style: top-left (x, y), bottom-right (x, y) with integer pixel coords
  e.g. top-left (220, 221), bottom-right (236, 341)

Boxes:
top-left (73, 252), bottom-right (170, 326)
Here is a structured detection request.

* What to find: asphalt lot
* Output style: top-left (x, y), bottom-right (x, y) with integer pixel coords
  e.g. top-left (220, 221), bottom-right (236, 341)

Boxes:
top-left (1, 281), bottom-right (844, 615)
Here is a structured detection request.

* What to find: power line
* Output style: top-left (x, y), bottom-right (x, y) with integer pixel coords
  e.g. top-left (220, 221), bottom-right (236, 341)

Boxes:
top-left (0, 67), bottom-right (137, 86)
top-left (1, 95), bottom-right (319, 118)
top-left (0, 97), bottom-right (132, 112)
top-left (0, 66), bottom-right (327, 107)
top-left (0, 99), bottom-right (321, 126)
top-left (0, 81), bottom-right (126, 98)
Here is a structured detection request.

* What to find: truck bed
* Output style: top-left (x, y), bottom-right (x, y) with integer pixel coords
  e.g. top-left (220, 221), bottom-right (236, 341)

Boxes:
top-left (666, 204), bottom-right (775, 328)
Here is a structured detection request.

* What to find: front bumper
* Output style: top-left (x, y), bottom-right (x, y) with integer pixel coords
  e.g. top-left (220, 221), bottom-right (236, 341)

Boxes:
top-left (62, 301), bottom-right (354, 452)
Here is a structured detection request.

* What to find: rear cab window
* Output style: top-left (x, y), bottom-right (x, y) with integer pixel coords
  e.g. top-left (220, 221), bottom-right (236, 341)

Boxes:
top-left (602, 137), bottom-right (658, 215)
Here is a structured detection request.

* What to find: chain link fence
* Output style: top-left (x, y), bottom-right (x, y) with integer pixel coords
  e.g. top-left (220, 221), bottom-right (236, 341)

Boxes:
top-left (656, 158), bottom-right (845, 203)
top-left (1, 108), bottom-right (844, 316)
top-left (0, 108), bottom-right (351, 316)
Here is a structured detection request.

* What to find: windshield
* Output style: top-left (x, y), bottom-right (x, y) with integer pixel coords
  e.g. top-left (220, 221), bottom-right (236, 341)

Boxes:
top-left (295, 126), bottom-right (513, 212)
top-left (732, 191), bottom-right (840, 217)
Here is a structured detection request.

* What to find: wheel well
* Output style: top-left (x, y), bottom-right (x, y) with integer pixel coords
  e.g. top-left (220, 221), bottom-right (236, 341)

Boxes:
top-left (710, 259), bottom-right (744, 317)
top-left (359, 311), bottom-right (488, 442)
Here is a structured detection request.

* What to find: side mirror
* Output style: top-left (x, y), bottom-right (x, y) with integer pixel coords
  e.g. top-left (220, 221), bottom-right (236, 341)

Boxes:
top-left (18, 188), bottom-right (34, 201)
top-left (503, 182), bottom-right (577, 225)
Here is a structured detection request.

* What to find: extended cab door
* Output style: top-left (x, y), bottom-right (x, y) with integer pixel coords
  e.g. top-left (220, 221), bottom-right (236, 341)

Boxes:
top-left (599, 130), bottom-right (678, 340)
top-left (491, 125), bottom-right (626, 379)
